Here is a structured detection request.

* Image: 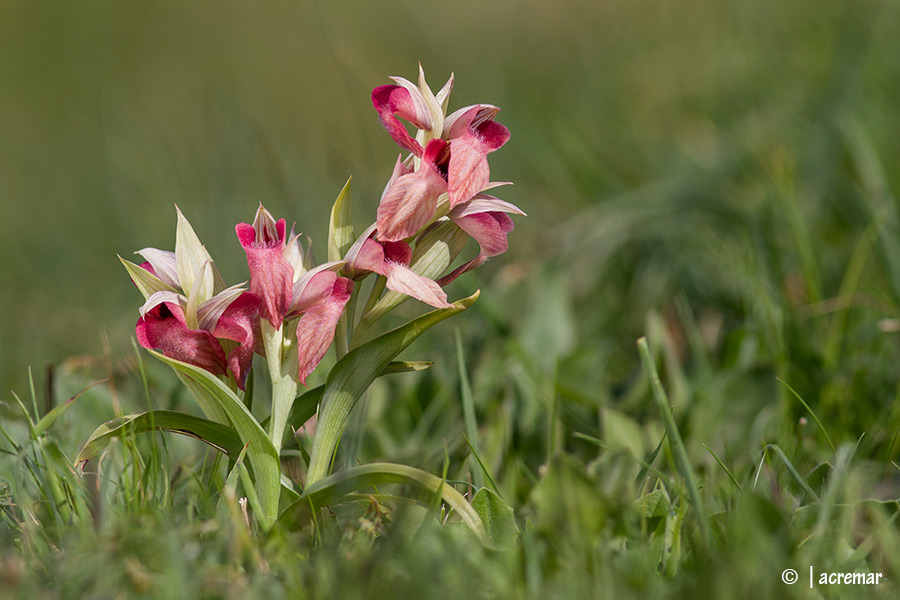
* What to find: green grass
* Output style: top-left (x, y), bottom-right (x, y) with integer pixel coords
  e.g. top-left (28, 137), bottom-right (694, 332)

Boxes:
top-left (4, 0), bottom-right (900, 597)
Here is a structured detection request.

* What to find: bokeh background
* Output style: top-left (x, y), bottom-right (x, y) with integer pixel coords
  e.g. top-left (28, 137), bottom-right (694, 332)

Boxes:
top-left (7, 2), bottom-right (900, 596)
top-left (2, 0), bottom-right (900, 455)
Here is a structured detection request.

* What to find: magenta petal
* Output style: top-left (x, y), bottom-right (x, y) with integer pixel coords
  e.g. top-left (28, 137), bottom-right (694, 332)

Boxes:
top-left (236, 222), bottom-right (293, 328)
top-left (381, 241), bottom-right (413, 266)
top-left (474, 120), bottom-right (511, 151)
top-left (213, 292), bottom-right (260, 390)
top-left (295, 278), bottom-right (353, 385)
top-left (452, 212), bottom-right (514, 258)
top-left (236, 222), bottom-right (257, 248)
top-left (350, 238), bottom-right (388, 275)
top-left (291, 270), bottom-right (338, 314)
top-left (386, 83), bottom-right (431, 129)
top-left (372, 85), bottom-right (423, 156)
top-left (443, 104), bottom-right (500, 140)
top-left (136, 303), bottom-right (227, 376)
top-left (383, 263), bottom-right (451, 308)
top-left (447, 122), bottom-right (510, 208)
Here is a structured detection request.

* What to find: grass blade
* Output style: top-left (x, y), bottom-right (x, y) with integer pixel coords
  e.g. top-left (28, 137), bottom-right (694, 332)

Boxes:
top-left (637, 336), bottom-right (711, 547)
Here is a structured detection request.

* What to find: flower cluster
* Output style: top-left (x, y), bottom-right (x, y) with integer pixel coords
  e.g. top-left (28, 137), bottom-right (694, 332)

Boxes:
top-left (370, 65), bottom-right (524, 283)
top-left (122, 66), bottom-right (523, 390)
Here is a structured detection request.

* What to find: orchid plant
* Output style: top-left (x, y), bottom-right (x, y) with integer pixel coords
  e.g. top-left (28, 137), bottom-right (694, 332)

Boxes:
top-left (78, 66), bottom-right (524, 540)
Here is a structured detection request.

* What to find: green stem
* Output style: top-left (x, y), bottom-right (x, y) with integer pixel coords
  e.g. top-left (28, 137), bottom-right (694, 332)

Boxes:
top-left (350, 275), bottom-right (387, 349)
top-left (262, 321), bottom-right (299, 457)
top-left (334, 287), bottom-right (359, 360)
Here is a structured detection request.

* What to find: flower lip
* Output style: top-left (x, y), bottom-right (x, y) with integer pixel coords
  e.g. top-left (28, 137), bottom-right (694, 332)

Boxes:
top-left (443, 104), bottom-right (500, 140)
top-left (372, 85), bottom-right (426, 156)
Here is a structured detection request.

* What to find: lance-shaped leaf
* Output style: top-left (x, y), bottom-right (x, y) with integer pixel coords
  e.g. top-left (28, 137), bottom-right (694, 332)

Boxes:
top-left (148, 350), bottom-right (282, 528)
top-left (75, 410), bottom-right (245, 467)
top-left (470, 488), bottom-right (519, 550)
top-left (75, 409), bottom-right (301, 509)
top-left (328, 177), bottom-right (355, 263)
top-left (305, 291), bottom-right (479, 484)
top-left (276, 462), bottom-right (487, 545)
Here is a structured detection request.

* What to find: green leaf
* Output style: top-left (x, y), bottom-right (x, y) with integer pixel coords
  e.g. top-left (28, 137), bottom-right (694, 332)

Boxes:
top-left (635, 488), bottom-right (671, 519)
top-left (263, 360), bottom-right (433, 448)
top-left (149, 350), bottom-right (282, 528)
top-left (277, 462), bottom-right (487, 544)
top-left (306, 291), bottom-right (479, 484)
top-left (471, 488), bottom-right (518, 550)
top-left (75, 410), bottom-right (244, 467)
top-left (328, 177), bottom-right (354, 262)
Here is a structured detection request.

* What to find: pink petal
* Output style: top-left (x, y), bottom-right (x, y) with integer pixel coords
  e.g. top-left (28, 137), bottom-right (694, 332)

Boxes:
top-left (136, 303), bottom-right (227, 376)
top-left (212, 292), bottom-right (261, 390)
top-left (348, 238), bottom-right (387, 275)
top-left (291, 269), bottom-right (338, 314)
top-left (376, 170), bottom-right (446, 242)
top-left (379, 155), bottom-right (414, 205)
top-left (236, 221), bottom-right (293, 328)
top-left (443, 104), bottom-right (499, 140)
top-left (295, 278), bottom-right (354, 384)
top-left (376, 140), bottom-right (448, 242)
top-left (372, 85), bottom-right (424, 156)
top-left (383, 262), bottom-right (451, 308)
top-left (386, 76), bottom-right (433, 130)
top-left (447, 121), bottom-right (510, 208)
top-left (452, 212), bottom-right (515, 258)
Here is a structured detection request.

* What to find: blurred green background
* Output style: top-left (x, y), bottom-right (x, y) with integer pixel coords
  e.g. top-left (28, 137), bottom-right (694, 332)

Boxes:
top-left (6, 2), bottom-right (900, 596)
top-left (2, 0), bottom-right (900, 449)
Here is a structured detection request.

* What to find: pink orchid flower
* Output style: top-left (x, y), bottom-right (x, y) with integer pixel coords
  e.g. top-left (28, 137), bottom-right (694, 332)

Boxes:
top-left (235, 205), bottom-right (294, 329)
top-left (372, 67), bottom-right (511, 243)
top-left (440, 190), bottom-right (526, 285)
top-left (236, 204), bottom-right (354, 384)
top-left (343, 224), bottom-right (451, 309)
top-left (125, 209), bottom-right (261, 389)
top-left (136, 290), bottom-right (260, 389)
